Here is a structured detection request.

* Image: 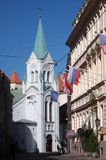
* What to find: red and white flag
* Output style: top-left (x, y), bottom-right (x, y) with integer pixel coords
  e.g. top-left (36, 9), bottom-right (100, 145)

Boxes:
top-left (64, 73), bottom-right (73, 94)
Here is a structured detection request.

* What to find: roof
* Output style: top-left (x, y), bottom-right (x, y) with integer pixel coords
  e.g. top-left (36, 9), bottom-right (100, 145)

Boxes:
top-left (33, 16), bottom-right (48, 60)
top-left (13, 119), bottom-right (37, 126)
top-left (11, 88), bottom-right (25, 105)
top-left (10, 71), bottom-right (22, 84)
top-left (66, 0), bottom-right (99, 48)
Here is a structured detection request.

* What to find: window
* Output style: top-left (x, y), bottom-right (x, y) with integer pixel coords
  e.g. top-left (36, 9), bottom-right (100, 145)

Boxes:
top-left (49, 102), bottom-right (52, 122)
top-left (100, 104), bottom-right (103, 126)
top-left (35, 71), bottom-right (38, 82)
top-left (45, 101), bottom-right (47, 122)
top-left (47, 71), bottom-right (50, 83)
top-left (43, 71), bottom-right (46, 82)
top-left (79, 100), bottom-right (82, 106)
top-left (48, 125), bottom-right (50, 130)
top-left (31, 71), bottom-right (34, 82)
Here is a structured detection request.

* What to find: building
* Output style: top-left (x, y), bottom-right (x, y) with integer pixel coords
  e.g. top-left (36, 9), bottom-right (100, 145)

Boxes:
top-left (66, 0), bottom-right (106, 156)
top-left (59, 94), bottom-right (67, 143)
top-left (0, 70), bottom-right (13, 158)
top-left (11, 16), bottom-right (59, 153)
top-left (10, 71), bottom-right (22, 90)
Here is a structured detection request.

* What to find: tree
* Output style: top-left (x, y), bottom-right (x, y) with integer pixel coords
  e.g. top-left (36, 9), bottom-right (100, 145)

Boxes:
top-left (82, 130), bottom-right (99, 153)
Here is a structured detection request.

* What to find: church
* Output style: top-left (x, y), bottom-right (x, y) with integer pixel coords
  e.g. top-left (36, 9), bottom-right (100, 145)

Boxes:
top-left (10, 16), bottom-right (59, 153)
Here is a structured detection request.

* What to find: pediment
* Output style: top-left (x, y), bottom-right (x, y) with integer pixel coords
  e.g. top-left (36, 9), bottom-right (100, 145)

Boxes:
top-left (27, 51), bottom-right (37, 63)
top-left (26, 85), bottom-right (38, 95)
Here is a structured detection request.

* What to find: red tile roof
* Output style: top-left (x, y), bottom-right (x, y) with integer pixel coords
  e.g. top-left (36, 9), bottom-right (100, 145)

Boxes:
top-left (10, 71), bottom-right (22, 84)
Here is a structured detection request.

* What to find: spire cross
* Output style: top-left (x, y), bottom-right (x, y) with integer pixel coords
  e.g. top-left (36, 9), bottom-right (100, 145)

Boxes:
top-left (38, 8), bottom-right (43, 17)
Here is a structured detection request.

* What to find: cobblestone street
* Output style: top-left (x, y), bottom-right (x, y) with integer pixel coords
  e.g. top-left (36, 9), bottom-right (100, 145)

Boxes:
top-left (15, 152), bottom-right (100, 160)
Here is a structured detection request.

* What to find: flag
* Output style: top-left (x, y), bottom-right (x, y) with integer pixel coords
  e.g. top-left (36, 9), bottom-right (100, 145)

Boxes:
top-left (64, 73), bottom-right (73, 93)
top-left (71, 67), bottom-right (77, 84)
top-left (99, 34), bottom-right (106, 54)
top-left (58, 73), bottom-right (73, 94)
top-left (58, 73), bottom-right (68, 94)
top-left (51, 90), bottom-right (59, 102)
top-left (67, 65), bottom-right (73, 82)
top-left (57, 74), bottom-right (64, 92)
top-left (75, 68), bottom-right (81, 85)
top-left (68, 66), bottom-right (80, 85)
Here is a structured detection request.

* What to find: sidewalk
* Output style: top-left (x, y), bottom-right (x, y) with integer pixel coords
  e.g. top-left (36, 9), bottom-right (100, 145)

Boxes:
top-left (61, 153), bottom-right (100, 160)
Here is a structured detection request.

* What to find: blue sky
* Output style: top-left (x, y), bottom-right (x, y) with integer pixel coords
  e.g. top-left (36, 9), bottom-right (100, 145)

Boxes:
top-left (0, 0), bottom-right (84, 80)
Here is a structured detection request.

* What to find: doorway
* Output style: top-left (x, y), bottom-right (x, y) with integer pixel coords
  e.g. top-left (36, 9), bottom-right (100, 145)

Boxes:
top-left (46, 134), bottom-right (52, 152)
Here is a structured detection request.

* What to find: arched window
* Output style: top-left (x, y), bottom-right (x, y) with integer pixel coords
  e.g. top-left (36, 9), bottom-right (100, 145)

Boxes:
top-left (43, 71), bottom-right (46, 82)
top-left (49, 102), bottom-right (52, 122)
top-left (35, 71), bottom-right (38, 82)
top-left (31, 71), bottom-right (34, 82)
top-left (45, 101), bottom-right (47, 122)
top-left (47, 71), bottom-right (50, 83)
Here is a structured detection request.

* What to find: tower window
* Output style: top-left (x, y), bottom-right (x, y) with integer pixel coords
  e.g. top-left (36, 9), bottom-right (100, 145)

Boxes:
top-left (35, 71), bottom-right (38, 82)
top-left (47, 71), bottom-right (50, 83)
top-left (31, 71), bottom-right (34, 83)
top-left (43, 71), bottom-right (46, 82)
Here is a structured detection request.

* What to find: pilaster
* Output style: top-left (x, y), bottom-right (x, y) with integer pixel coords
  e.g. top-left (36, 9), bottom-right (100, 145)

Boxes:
top-left (103, 100), bottom-right (106, 128)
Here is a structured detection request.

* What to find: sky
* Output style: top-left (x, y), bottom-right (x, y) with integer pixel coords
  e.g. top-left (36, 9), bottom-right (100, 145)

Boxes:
top-left (0, 0), bottom-right (84, 80)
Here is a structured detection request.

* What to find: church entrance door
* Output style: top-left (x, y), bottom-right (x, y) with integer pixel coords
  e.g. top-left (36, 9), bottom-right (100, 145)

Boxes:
top-left (46, 134), bottom-right (52, 152)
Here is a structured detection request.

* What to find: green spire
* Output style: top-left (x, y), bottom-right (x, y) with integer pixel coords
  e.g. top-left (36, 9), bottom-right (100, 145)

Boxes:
top-left (33, 16), bottom-right (48, 59)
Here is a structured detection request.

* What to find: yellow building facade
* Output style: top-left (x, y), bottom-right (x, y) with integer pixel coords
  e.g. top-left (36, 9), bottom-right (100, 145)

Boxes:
top-left (66, 0), bottom-right (106, 157)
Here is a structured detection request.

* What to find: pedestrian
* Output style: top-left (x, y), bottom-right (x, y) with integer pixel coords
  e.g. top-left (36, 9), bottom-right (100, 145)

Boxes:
top-left (63, 139), bottom-right (67, 153)
top-left (61, 141), bottom-right (65, 154)
top-left (57, 143), bottom-right (62, 155)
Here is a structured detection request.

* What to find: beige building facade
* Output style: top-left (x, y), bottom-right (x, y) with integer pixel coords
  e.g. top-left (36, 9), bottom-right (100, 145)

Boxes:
top-left (66, 0), bottom-right (106, 157)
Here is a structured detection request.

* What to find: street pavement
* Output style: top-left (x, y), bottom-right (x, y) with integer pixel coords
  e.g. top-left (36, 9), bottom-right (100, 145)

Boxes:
top-left (15, 152), bottom-right (100, 160)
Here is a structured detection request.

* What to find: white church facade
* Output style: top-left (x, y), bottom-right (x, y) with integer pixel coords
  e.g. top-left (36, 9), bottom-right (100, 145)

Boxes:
top-left (10, 16), bottom-right (59, 153)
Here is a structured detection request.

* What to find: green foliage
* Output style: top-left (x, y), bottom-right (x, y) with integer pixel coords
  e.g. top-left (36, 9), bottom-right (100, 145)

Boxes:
top-left (81, 130), bottom-right (99, 153)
